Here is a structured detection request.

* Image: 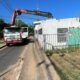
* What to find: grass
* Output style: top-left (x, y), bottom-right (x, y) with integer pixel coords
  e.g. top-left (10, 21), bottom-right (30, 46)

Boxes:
top-left (0, 38), bottom-right (4, 42)
top-left (49, 57), bottom-right (70, 80)
top-left (0, 38), bottom-right (5, 47)
top-left (46, 46), bottom-right (80, 80)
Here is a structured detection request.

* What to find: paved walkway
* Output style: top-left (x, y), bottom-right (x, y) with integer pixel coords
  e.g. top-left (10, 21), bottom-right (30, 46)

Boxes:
top-left (19, 41), bottom-right (60, 80)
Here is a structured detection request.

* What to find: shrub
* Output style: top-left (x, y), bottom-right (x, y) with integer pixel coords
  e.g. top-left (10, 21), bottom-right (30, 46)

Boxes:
top-left (0, 30), bottom-right (3, 38)
top-left (46, 50), bottom-right (53, 56)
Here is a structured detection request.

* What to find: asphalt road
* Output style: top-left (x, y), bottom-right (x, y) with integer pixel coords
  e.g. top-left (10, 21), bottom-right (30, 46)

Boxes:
top-left (0, 44), bottom-right (25, 75)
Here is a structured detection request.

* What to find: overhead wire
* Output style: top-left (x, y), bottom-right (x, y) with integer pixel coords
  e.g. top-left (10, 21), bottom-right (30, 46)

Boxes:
top-left (5, 0), bottom-right (14, 12)
top-left (0, 0), bottom-right (15, 23)
top-left (36, 0), bottom-right (40, 21)
top-left (0, 0), bottom-right (13, 16)
top-left (0, 0), bottom-right (44, 24)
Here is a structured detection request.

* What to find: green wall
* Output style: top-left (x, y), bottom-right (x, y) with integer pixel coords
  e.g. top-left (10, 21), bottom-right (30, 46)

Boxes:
top-left (68, 27), bottom-right (80, 46)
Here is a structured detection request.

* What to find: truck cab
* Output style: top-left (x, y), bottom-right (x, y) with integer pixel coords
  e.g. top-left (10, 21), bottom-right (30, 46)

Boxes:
top-left (3, 27), bottom-right (28, 46)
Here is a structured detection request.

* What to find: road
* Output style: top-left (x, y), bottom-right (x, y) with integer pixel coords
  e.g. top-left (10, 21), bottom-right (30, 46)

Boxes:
top-left (0, 38), bottom-right (60, 80)
top-left (0, 44), bottom-right (25, 76)
top-left (19, 40), bottom-right (60, 80)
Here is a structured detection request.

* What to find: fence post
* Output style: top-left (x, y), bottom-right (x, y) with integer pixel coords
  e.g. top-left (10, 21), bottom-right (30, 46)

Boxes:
top-left (43, 34), bottom-right (46, 51)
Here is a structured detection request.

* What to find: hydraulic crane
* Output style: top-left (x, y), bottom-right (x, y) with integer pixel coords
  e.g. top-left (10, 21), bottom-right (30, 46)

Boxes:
top-left (3, 9), bottom-right (53, 46)
top-left (11, 9), bottom-right (53, 25)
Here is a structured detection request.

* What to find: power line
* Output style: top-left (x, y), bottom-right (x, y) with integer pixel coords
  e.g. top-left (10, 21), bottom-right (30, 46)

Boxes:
top-left (5, 0), bottom-right (13, 13)
top-left (37, 0), bottom-right (39, 10)
top-left (0, 0), bottom-right (13, 15)
top-left (36, 0), bottom-right (41, 21)
top-left (0, 0), bottom-right (15, 23)
top-left (5, 0), bottom-right (14, 11)
top-left (0, 15), bottom-right (43, 20)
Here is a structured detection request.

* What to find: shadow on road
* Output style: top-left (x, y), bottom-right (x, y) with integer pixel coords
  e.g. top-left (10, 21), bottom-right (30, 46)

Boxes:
top-left (5, 36), bottom-right (35, 49)
top-left (8, 38), bottom-right (33, 47)
top-left (37, 60), bottom-right (45, 67)
top-left (37, 60), bottom-right (51, 69)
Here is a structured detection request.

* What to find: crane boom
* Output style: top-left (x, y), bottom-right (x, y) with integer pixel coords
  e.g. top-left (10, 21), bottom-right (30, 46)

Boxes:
top-left (11, 9), bottom-right (53, 25)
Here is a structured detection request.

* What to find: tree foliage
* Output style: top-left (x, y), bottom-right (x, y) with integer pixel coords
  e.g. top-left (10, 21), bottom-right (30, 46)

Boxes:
top-left (0, 19), bottom-right (5, 30)
top-left (15, 19), bottom-right (34, 35)
top-left (0, 18), bottom-right (34, 38)
top-left (0, 19), bottom-right (10, 30)
top-left (28, 25), bottom-right (34, 36)
top-left (15, 19), bottom-right (28, 27)
top-left (0, 19), bottom-right (10, 38)
top-left (0, 19), bottom-right (5, 38)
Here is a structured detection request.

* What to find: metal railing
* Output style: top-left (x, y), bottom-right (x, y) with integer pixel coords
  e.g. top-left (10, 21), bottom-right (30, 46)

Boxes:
top-left (36, 33), bottom-right (80, 53)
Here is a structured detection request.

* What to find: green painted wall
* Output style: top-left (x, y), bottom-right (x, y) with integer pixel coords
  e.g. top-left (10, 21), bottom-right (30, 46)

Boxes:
top-left (68, 27), bottom-right (80, 46)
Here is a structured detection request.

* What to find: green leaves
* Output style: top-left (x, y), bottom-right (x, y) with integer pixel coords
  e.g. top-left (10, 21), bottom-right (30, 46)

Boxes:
top-left (15, 19), bottom-right (28, 27)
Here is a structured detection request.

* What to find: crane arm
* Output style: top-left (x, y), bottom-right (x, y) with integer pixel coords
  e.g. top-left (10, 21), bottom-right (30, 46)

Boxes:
top-left (11, 9), bottom-right (53, 25)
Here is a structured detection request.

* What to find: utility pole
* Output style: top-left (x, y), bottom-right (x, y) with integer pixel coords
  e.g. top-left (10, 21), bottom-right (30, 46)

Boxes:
top-left (36, 0), bottom-right (40, 21)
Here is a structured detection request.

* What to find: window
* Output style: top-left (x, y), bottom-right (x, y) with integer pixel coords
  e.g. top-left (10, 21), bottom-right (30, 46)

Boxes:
top-left (57, 28), bottom-right (68, 42)
top-left (22, 28), bottom-right (28, 32)
top-left (35, 30), bottom-right (38, 34)
top-left (38, 28), bottom-right (42, 34)
top-left (4, 28), bottom-right (21, 34)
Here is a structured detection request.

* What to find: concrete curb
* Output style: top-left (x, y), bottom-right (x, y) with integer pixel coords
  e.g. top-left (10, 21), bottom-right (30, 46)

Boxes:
top-left (36, 42), bottom-right (60, 80)
top-left (39, 49), bottom-right (60, 80)
top-left (43, 53), bottom-right (61, 80)
top-left (0, 44), bottom-right (6, 49)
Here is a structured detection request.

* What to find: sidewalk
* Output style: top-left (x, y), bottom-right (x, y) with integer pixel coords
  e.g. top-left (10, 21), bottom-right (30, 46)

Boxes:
top-left (19, 43), bottom-right (37, 80)
top-left (19, 41), bottom-right (60, 80)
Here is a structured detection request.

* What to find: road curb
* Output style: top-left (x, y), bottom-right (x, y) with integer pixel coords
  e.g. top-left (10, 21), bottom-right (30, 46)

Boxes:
top-left (36, 42), bottom-right (60, 80)
top-left (39, 49), bottom-right (60, 80)
top-left (0, 45), bottom-right (6, 49)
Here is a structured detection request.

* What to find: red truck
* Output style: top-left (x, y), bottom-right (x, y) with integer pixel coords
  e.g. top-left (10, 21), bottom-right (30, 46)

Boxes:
top-left (3, 9), bottom-right (53, 46)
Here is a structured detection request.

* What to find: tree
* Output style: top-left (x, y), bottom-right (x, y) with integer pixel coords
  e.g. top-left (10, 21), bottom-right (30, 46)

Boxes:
top-left (0, 19), bottom-right (4, 24)
top-left (0, 19), bottom-right (5, 30)
top-left (28, 25), bottom-right (34, 36)
top-left (15, 19), bottom-right (28, 27)
top-left (0, 19), bottom-right (10, 38)
top-left (0, 19), bottom-right (5, 38)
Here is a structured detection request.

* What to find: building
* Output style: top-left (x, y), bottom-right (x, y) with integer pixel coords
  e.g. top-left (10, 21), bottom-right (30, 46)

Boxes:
top-left (34, 18), bottom-right (80, 50)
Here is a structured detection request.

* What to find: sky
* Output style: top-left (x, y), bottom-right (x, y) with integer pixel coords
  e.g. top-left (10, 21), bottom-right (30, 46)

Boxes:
top-left (0, 0), bottom-right (80, 24)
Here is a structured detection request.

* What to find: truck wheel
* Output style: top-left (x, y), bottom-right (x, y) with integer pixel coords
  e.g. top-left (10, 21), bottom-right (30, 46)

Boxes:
top-left (6, 43), bottom-right (10, 46)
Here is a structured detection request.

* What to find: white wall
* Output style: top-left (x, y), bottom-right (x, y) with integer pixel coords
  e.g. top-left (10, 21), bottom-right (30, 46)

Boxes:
top-left (34, 18), bottom-right (80, 50)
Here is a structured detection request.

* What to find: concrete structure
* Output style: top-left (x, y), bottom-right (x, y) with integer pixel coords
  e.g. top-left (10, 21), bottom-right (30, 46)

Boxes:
top-left (34, 18), bottom-right (80, 50)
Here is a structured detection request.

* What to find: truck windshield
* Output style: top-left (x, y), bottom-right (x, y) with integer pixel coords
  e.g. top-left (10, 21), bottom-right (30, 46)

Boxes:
top-left (4, 28), bottom-right (21, 34)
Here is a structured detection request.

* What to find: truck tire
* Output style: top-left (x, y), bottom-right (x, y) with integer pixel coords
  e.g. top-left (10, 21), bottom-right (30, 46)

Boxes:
top-left (6, 43), bottom-right (10, 46)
